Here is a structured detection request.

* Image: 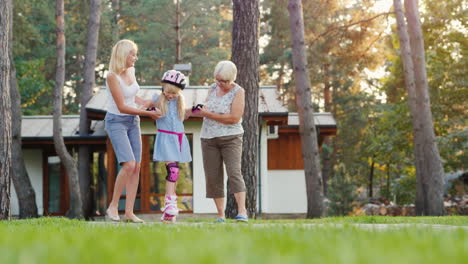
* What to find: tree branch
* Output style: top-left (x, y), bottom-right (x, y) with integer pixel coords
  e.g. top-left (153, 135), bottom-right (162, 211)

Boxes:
top-left (311, 12), bottom-right (394, 44)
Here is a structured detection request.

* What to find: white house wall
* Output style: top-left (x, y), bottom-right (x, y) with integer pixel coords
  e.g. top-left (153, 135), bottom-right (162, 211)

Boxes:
top-left (184, 120), bottom-right (304, 214)
top-left (258, 122), bottom-right (269, 213)
top-left (261, 121), bottom-right (307, 214)
top-left (265, 170), bottom-right (307, 213)
top-left (10, 149), bottom-right (44, 216)
top-left (184, 121), bottom-right (220, 213)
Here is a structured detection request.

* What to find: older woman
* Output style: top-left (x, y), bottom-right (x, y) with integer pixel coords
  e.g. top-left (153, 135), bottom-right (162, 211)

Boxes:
top-left (196, 60), bottom-right (248, 222)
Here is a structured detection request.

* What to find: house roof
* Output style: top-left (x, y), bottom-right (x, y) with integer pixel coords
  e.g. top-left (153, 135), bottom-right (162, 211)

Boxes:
top-left (86, 85), bottom-right (289, 115)
top-left (287, 112), bottom-right (337, 128)
top-left (86, 85), bottom-right (337, 129)
top-left (21, 115), bottom-right (106, 141)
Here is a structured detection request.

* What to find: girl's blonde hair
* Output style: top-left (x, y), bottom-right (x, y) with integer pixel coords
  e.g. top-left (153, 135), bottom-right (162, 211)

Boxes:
top-left (156, 83), bottom-right (186, 121)
top-left (109, 39), bottom-right (138, 74)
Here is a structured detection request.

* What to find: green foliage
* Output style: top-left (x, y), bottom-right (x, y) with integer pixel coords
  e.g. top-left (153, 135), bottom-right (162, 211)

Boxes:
top-left (12, 0), bottom-right (232, 115)
top-left (261, 1), bottom-right (395, 196)
top-left (327, 164), bottom-right (358, 216)
top-left (118, 0), bottom-right (232, 86)
top-left (15, 59), bottom-right (54, 115)
top-left (361, 102), bottom-right (415, 197)
top-left (13, 0), bottom-right (88, 114)
top-left (381, 0), bottom-right (467, 173)
top-left (392, 168), bottom-right (417, 205)
top-left (333, 91), bottom-right (377, 184)
top-left (423, 0), bottom-right (468, 171)
top-left (438, 129), bottom-right (468, 171)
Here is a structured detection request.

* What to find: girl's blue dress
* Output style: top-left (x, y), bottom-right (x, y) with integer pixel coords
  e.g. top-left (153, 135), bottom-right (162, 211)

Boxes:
top-left (152, 94), bottom-right (192, 163)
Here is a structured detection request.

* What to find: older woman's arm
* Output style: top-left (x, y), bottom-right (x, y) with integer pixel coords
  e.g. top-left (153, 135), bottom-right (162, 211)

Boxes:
top-left (184, 108), bottom-right (193, 120)
top-left (199, 88), bottom-right (245, 125)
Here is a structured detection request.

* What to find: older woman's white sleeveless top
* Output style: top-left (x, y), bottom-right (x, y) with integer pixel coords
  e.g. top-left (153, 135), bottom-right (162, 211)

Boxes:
top-left (200, 83), bottom-right (244, 139)
top-left (105, 71), bottom-right (139, 115)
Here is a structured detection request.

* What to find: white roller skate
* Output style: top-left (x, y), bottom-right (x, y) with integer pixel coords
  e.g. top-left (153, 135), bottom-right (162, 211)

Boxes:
top-left (161, 195), bottom-right (179, 223)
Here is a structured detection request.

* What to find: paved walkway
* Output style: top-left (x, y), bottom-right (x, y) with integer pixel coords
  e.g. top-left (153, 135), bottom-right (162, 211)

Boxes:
top-left (88, 220), bottom-right (468, 231)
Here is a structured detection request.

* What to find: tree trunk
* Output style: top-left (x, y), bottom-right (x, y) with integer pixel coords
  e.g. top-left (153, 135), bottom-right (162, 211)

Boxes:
top-left (287, 0), bottom-right (324, 218)
top-left (321, 69), bottom-right (332, 196)
top-left (96, 152), bottom-right (106, 214)
top-left (54, 0), bottom-right (83, 219)
top-left (79, 0), bottom-right (102, 219)
top-left (394, 0), bottom-right (444, 215)
top-left (175, 0), bottom-right (182, 63)
top-left (368, 158), bottom-right (375, 198)
top-left (226, 0), bottom-right (260, 219)
top-left (404, 0), bottom-right (444, 216)
top-left (112, 0), bottom-right (120, 43)
top-left (9, 0), bottom-right (38, 218)
top-left (0, 0), bottom-right (12, 220)
top-left (321, 139), bottom-right (331, 197)
top-left (386, 163), bottom-right (391, 198)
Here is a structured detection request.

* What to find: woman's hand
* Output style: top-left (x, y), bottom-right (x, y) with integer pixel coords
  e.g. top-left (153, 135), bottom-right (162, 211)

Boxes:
top-left (197, 105), bottom-right (209, 117)
top-left (147, 107), bottom-right (162, 120)
top-left (199, 88), bottom-right (244, 124)
top-left (142, 99), bottom-right (154, 109)
top-left (136, 96), bottom-right (153, 109)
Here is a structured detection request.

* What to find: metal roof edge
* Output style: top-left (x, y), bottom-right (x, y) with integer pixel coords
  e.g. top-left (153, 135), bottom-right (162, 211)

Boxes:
top-left (22, 115), bottom-right (81, 119)
top-left (259, 112), bottom-right (289, 117)
top-left (22, 135), bottom-right (107, 141)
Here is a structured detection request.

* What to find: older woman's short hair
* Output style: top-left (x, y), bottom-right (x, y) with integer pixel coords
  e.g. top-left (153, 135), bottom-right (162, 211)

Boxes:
top-left (213, 61), bottom-right (237, 83)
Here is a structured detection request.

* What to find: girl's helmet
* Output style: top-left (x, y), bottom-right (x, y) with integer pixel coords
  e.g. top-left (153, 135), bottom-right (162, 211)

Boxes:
top-left (161, 70), bottom-right (186, 89)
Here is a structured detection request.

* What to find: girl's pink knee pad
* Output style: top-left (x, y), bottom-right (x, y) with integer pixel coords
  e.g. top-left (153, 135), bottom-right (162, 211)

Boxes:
top-left (166, 162), bottom-right (179, 182)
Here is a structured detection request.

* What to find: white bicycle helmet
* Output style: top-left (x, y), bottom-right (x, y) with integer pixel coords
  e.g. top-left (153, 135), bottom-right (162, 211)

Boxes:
top-left (161, 70), bottom-right (186, 89)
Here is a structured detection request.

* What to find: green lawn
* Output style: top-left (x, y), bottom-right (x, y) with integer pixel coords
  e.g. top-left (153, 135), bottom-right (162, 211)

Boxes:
top-left (1, 217), bottom-right (467, 264)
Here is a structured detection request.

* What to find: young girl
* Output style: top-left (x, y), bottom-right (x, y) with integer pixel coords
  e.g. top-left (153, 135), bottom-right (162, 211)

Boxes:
top-left (150, 70), bottom-right (192, 223)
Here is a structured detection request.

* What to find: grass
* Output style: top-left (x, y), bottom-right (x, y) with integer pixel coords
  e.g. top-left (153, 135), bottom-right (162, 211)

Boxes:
top-left (185, 215), bottom-right (468, 225)
top-left (0, 217), bottom-right (467, 264)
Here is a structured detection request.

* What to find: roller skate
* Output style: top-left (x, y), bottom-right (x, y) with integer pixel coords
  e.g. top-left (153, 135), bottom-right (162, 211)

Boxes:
top-left (161, 195), bottom-right (179, 223)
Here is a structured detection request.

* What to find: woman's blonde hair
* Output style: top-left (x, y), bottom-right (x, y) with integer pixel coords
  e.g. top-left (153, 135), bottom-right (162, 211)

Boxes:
top-left (156, 83), bottom-right (186, 121)
top-left (109, 39), bottom-right (138, 74)
top-left (213, 60), bottom-right (237, 83)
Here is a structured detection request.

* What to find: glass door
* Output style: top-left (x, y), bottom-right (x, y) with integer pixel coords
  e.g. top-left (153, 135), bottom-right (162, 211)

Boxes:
top-left (44, 155), bottom-right (69, 215)
top-left (147, 134), bottom-right (194, 213)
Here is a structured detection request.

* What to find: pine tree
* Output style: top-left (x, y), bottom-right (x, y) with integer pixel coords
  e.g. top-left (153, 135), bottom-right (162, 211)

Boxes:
top-left (327, 164), bottom-right (358, 216)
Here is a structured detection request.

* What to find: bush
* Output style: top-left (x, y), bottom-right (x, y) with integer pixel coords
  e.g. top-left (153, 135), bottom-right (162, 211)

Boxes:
top-left (327, 164), bottom-right (358, 216)
top-left (392, 168), bottom-right (416, 205)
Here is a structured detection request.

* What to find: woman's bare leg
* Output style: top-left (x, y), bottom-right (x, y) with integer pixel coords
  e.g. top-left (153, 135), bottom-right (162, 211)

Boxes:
top-left (124, 162), bottom-right (141, 218)
top-left (107, 161), bottom-right (136, 217)
top-left (234, 191), bottom-right (247, 216)
top-left (214, 197), bottom-right (225, 219)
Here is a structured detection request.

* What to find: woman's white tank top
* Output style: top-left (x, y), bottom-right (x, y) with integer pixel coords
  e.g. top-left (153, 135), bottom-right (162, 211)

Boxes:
top-left (105, 71), bottom-right (139, 115)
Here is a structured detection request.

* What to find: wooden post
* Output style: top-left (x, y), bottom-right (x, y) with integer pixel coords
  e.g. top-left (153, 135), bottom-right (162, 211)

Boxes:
top-left (140, 135), bottom-right (150, 213)
top-left (106, 138), bottom-right (116, 207)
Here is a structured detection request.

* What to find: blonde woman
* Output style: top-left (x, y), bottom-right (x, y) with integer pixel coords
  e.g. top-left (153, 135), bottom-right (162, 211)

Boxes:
top-left (104, 39), bottom-right (161, 223)
top-left (149, 70), bottom-right (192, 223)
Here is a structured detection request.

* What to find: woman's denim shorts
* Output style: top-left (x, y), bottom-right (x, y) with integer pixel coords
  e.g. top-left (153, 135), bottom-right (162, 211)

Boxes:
top-left (104, 112), bottom-right (142, 164)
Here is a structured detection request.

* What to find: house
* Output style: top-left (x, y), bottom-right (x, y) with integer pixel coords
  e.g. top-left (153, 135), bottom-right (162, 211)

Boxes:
top-left (11, 85), bottom-right (336, 216)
